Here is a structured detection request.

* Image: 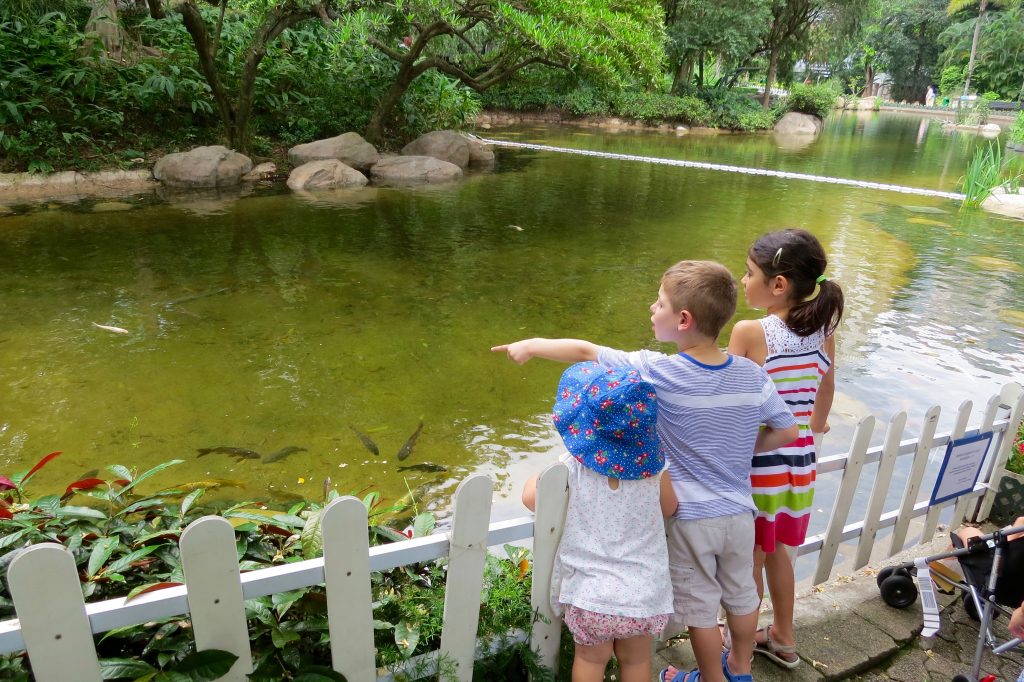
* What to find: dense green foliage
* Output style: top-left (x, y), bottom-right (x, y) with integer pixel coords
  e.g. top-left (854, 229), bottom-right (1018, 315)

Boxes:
top-left (780, 83), bottom-right (839, 117)
top-left (2, 0), bottom-right (1022, 173)
top-left (482, 69), bottom-right (780, 130)
top-left (1011, 111), bottom-right (1024, 144)
top-left (0, 4), bottom-right (487, 170)
top-left (0, 453), bottom-right (547, 680)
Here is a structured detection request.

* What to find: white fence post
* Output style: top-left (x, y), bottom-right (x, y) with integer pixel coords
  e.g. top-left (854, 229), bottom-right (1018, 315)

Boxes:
top-left (8, 544), bottom-right (102, 682)
top-left (920, 400), bottom-right (972, 542)
top-left (180, 516), bottom-right (253, 680)
top-left (439, 473), bottom-right (493, 681)
top-left (813, 415), bottom-right (875, 585)
top-left (322, 496), bottom-right (376, 682)
top-left (889, 405), bottom-right (941, 555)
top-left (854, 411), bottom-right (907, 569)
top-left (975, 382), bottom-right (1024, 521)
top-left (529, 461), bottom-right (569, 675)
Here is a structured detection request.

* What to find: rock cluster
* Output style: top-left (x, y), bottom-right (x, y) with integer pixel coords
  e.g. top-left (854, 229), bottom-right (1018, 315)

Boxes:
top-left (148, 131), bottom-right (495, 194)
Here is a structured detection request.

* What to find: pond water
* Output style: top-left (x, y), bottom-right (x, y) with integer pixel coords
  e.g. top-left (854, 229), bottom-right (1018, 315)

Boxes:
top-left (1, 112), bottom-right (1022, 529)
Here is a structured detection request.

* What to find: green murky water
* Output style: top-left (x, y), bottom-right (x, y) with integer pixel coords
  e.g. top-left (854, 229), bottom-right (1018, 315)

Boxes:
top-left (1, 112), bottom-right (1022, 522)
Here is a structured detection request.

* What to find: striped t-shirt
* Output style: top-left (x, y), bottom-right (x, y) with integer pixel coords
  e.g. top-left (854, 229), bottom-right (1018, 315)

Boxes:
top-left (597, 347), bottom-right (796, 520)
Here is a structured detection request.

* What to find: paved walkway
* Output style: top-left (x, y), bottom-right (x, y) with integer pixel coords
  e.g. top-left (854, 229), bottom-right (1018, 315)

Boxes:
top-left (649, 530), bottom-right (1024, 681)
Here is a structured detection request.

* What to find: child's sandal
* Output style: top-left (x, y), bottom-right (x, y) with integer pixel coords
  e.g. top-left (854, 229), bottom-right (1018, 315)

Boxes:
top-left (753, 625), bottom-right (801, 669)
top-left (659, 667), bottom-right (701, 682)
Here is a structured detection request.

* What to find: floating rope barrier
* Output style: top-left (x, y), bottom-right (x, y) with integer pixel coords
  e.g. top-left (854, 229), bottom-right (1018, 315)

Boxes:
top-left (478, 138), bottom-right (966, 202)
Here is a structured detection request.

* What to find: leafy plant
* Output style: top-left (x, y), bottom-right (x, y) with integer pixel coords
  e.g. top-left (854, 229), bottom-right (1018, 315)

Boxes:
top-left (1010, 111), bottom-right (1024, 146)
top-left (956, 97), bottom-right (990, 125)
top-left (957, 141), bottom-right (1022, 208)
top-left (1009, 420), bottom-right (1024, 476)
top-left (0, 455), bottom-right (550, 680)
top-left (939, 64), bottom-right (965, 97)
top-left (780, 83), bottom-right (837, 119)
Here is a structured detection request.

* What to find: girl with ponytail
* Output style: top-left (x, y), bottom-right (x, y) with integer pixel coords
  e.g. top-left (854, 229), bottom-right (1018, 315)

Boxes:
top-left (727, 228), bottom-right (845, 669)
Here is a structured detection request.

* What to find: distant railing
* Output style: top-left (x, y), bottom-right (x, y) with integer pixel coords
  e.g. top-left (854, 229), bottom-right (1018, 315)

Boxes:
top-left (1, 382), bottom-right (1021, 681)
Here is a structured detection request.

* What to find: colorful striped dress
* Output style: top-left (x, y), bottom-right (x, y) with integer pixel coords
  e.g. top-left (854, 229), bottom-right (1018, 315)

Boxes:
top-left (751, 314), bottom-right (831, 552)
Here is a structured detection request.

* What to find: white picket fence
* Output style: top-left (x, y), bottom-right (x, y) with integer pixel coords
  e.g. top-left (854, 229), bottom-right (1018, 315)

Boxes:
top-left (0, 381), bottom-right (1022, 681)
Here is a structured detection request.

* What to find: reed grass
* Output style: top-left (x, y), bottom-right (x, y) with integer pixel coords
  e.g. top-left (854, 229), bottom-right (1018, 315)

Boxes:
top-left (959, 142), bottom-right (1007, 208)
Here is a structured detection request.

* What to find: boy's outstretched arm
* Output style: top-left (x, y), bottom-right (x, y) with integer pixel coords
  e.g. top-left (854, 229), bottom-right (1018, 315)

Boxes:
top-left (754, 423), bottom-right (800, 453)
top-left (491, 338), bottom-right (599, 365)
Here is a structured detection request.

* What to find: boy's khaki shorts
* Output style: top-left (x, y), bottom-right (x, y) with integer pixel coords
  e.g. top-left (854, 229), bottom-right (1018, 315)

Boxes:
top-left (665, 513), bottom-right (759, 629)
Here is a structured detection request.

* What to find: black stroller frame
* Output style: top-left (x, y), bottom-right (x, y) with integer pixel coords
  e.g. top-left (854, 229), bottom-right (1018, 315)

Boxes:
top-left (876, 524), bottom-right (1024, 682)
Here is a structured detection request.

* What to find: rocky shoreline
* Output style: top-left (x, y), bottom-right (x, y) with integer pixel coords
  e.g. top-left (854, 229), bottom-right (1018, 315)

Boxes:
top-left (2, 114), bottom-right (1021, 222)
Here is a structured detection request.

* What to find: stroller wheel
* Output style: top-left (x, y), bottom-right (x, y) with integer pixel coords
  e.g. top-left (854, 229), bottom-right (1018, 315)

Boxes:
top-left (876, 566), bottom-right (895, 587)
top-left (875, 565), bottom-right (910, 587)
top-left (963, 592), bottom-right (980, 621)
top-left (880, 573), bottom-right (918, 608)
top-left (952, 675), bottom-right (971, 682)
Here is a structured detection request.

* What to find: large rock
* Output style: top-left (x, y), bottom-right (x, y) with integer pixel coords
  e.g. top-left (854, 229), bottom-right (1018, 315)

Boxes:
top-left (288, 133), bottom-right (379, 172)
top-left (370, 156), bottom-right (463, 185)
top-left (982, 187), bottom-right (1024, 221)
top-left (466, 136), bottom-right (495, 166)
top-left (287, 159), bottom-right (367, 192)
top-left (773, 112), bottom-right (823, 136)
top-left (402, 130), bottom-right (488, 168)
top-left (153, 146), bottom-right (253, 188)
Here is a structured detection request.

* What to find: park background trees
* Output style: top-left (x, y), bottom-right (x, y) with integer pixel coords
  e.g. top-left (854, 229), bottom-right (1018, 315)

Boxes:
top-left (1, 0), bottom-right (1021, 172)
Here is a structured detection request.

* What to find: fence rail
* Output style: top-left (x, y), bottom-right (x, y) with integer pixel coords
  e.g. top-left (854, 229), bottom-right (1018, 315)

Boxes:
top-left (1, 382), bottom-right (1021, 680)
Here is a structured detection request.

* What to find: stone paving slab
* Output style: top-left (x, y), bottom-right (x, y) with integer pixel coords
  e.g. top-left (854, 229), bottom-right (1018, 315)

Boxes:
top-left (646, 528), bottom-right (1024, 681)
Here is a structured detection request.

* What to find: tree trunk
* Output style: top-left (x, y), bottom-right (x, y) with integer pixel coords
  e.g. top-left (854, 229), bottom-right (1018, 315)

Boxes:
top-left (862, 63), bottom-right (874, 97)
top-left (145, 0), bottom-right (165, 19)
top-left (667, 57), bottom-right (692, 92)
top-left (85, 0), bottom-right (128, 61)
top-left (366, 60), bottom-right (419, 146)
top-left (762, 47), bottom-right (778, 108)
top-left (963, 0), bottom-right (987, 97)
top-left (179, 2), bottom-right (238, 146)
top-left (697, 53), bottom-right (704, 88)
top-left (179, 0), bottom-right (317, 152)
top-left (671, 59), bottom-right (692, 94)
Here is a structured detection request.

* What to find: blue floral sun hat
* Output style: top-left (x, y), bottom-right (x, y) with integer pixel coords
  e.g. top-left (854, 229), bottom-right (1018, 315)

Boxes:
top-left (552, 362), bottom-right (664, 480)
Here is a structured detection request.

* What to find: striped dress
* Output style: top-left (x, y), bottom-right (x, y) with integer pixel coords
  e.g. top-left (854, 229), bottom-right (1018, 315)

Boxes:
top-left (751, 314), bottom-right (831, 552)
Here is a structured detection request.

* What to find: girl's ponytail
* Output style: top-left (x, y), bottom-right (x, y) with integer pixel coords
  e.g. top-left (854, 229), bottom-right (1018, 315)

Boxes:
top-left (748, 228), bottom-right (845, 337)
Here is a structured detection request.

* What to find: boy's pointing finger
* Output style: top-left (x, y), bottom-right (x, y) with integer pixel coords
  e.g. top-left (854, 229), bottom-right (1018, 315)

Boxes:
top-left (490, 344), bottom-right (509, 352)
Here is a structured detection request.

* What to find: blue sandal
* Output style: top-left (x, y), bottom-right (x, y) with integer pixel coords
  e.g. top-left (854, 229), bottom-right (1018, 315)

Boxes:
top-left (659, 667), bottom-right (701, 682)
top-left (722, 650), bottom-right (754, 682)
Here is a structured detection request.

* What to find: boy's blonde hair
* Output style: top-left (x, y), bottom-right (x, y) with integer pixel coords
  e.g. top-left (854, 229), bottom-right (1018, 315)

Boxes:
top-left (661, 260), bottom-right (737, 340)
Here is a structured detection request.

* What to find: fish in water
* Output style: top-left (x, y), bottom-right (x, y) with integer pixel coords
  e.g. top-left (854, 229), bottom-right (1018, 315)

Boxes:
top-left (349, 426), bottom-right (379, 456)
top-left (92, 322), bottom-right (130, 335)
top-left (263, 446), bottom-right (308, 464)
top-left (158, 478), bottom-right (246, 494)
top-left (196, 446), bottom-right (261, 461)
top-left (397, 463), bottom-right (447, 473)
top-left (396, 420), bottom-right (424, 461)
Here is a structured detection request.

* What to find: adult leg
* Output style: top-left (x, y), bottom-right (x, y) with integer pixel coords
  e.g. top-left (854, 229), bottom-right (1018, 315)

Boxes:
top-left (612, 635), bottom-right (654, 682)
top-left (572, 640), bottom-right (614, 682)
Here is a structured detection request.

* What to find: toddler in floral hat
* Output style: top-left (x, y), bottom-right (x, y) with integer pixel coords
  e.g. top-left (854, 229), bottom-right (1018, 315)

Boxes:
top-left (522, 361), bottom-right (676, 682)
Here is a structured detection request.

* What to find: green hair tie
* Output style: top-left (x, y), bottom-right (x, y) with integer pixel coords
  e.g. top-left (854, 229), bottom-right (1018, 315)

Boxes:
top-left (816, 274), bottom-right (827, 284)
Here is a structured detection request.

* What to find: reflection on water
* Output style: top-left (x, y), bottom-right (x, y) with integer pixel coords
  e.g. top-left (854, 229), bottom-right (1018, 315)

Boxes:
top-left (0, 113), bottom-right (1021, 526)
